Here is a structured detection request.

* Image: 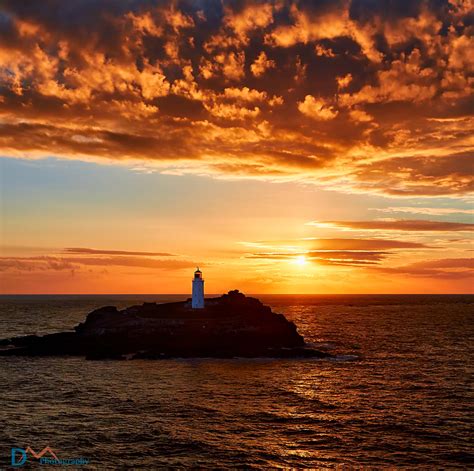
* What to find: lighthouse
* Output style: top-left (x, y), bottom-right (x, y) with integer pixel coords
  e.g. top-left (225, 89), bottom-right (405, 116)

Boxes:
top-left (192, 267), bottom-right (204, 309)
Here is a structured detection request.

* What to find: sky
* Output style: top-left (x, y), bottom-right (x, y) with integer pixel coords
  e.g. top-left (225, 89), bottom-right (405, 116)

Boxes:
top-left (0, 0), bottom-right (472, 294)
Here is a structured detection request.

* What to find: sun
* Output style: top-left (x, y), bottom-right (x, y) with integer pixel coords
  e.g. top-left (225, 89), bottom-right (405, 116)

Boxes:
top-left (294, 255), bottom-right (307, 266)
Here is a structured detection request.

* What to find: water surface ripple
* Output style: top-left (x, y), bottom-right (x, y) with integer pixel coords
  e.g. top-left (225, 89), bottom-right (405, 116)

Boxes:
top-left (0, 294), bottom-right (472, 468)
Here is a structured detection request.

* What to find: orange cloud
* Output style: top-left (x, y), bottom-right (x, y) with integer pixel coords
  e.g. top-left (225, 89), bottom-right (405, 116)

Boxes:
top-left (63, 248), bottom-right (175, 256)
top-left (350, 152), bottom-right (474, 197)
top-left (339, 49), bottom-right (437, 106)
top-left (248, 250), bottom-right (389, 266)
top-left (244, 233), bottom-right (442, 269)
top-left (251, 238), bottom-right (432, 250)
top-left (373, 258), bottom-right (474, 280)
top-left (310, 219), bottom-right (474, 232)
top-left (298, 95), bottom-right (338, 120)
top-left (250, 51), bottom-right (275, 77)
top-left (224, 2), bottom-right (274, 41)
top-left (223, 87), bottom-right (267, 102)
top-left (0, 0), bottom-right (472, 197)
top-left (371, 207), bottom-right (474, 216)
top-left (0, 256), bottom-right (197, 272)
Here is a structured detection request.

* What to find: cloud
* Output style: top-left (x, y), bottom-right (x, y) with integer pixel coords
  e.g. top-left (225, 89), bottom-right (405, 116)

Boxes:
top-left (0, 0), bottom-right (472, 196)
top-left (298, 95), bottom-right (338, 120)
top-left (350, 152), bottom-right (474, 197)
top-left (223, 87), bottom-right (267, 102)
top-left (372, 258), bottom-right (474, 280)
top-left (339, 49), bottom-right (438, 106)
top-left (309, 219), bottom-right (474, 231)
top-left (349, 108), bottom-right (373, 123)
top-left (0, 256), bottom-right (196, 272)
top-left (248, 250), bottom-right (389, 266)
top-left (0, 257), bottom-right (76, 272)
top-left (63, 248), bottom-right (175, 256)
top-left (370, 207), bottom-right (474, 216)
top-left (249, 238), bottom-right (432, 250)
top-left (224, 2), bottom-right (274, 40)
top-left (337, 74), bottom-right (352, 90)
top-left (245, 234), bottom-right (439, 267)
top-left (311, 238), bottom-right (432, 249)
top-left (250, 51), bottom-right (275, 77)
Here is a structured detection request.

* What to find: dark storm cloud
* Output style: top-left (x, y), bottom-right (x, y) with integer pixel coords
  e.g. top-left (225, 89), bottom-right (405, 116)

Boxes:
top-left (0, 0), bottom-right (472, 196)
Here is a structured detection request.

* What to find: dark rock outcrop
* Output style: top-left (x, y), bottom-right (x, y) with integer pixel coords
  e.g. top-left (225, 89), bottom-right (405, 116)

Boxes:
top-left (0, 290), bottom-right (329, 360)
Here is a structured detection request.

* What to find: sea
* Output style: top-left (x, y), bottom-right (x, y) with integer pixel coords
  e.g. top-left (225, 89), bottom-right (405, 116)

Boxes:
top-left (0, 294), bottom-right (472, 469)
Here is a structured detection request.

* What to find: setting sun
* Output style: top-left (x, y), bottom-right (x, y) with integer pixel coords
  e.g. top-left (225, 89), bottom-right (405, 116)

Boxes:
top-left (294, 255), bottom-right (308, 266)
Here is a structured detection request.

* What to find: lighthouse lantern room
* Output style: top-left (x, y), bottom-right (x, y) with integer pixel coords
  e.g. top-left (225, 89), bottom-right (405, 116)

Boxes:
top-left (192, 267), bottom-right (205, 309)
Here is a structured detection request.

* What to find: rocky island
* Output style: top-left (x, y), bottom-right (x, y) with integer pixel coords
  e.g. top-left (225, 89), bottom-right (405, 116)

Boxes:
top-left (0, 290), bottom-right (329, 360)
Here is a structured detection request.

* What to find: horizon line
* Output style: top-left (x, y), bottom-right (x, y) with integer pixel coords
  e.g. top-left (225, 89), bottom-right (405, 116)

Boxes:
top-left (0, 293), bottom-right (472, 296)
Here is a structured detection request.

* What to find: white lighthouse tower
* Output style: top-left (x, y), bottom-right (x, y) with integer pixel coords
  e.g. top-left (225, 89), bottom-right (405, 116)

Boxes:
top-left (192, 267), bottom-right (204, 309)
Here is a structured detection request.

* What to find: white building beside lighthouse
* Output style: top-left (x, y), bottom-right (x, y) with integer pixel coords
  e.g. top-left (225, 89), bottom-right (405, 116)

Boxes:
top-left (192, 267), bottom-right (205, 309)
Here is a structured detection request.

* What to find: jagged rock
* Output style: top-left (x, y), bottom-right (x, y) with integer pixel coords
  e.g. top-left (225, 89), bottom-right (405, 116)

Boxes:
top-left (0, 291), bottom-right (330, 360)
